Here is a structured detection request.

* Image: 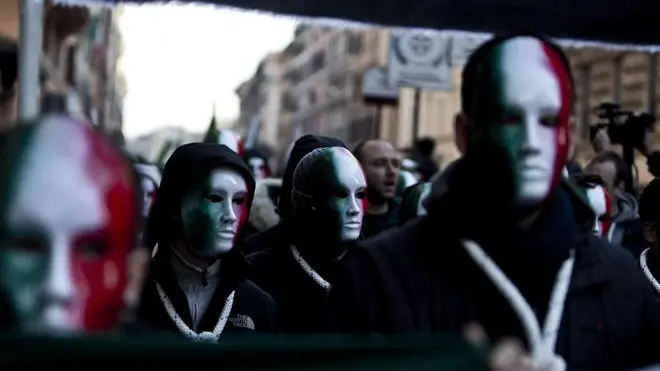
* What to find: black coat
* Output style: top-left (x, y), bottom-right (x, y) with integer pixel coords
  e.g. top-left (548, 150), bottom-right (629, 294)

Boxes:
top-left (248, 244), bottom-right (341, 334)
top-left (326, 186), bottom-right (660, 370)
top-left (138, 247), bottom-right (278, 338)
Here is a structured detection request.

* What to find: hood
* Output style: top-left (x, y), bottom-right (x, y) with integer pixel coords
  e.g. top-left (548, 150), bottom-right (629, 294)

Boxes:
top-left (143, 143), bottom-right (256, 249)
top-left (249, 178), bottom-right (282, 232)
top-left (614, 191), bottom-right (639, 223)
top-left (278, 134), bottom-right (346, 221)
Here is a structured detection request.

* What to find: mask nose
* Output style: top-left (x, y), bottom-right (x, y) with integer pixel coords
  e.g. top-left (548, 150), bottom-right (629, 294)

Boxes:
top-left (520, 116), bottom-right (542, 156)
top-left (42, 238), bottom-right (75, 326)
top-left (346, 195), bottom-right (361, 217)
top-left (220, 201), bottom-right (238, 224)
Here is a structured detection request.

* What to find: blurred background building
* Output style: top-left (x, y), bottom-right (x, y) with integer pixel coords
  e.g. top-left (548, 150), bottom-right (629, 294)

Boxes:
top-left (0, 0), bottom-right (125, 142)
top-left (236, 25), bottom-right (660, 178)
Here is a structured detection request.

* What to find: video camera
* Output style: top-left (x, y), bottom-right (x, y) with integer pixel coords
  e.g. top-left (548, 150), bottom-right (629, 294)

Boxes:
top-left (589, 102), bottom-right (655, 152)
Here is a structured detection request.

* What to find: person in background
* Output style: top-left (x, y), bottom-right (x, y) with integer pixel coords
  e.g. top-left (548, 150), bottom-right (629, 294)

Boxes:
top-left (411, 137), bottom-right (439, 181)
top-left (0, 115), bottom-right (147, 334)
top-left (240, 135), bottom-right (347, 255)
top-left (238, 178), bottom-right (282, 242)
top-left (573, 173), bottom-right (613, 238)
top-left (638, 176), bottom-right (660, 296)
top-left (242, 148), bottom-right (272, 180)
top-left (585, 150), bottom-right (645, 257)
top-left (398, 181), bottom-right (431, 225)
top-left (249, 146), bottom-right (366, 333)
top-left (352, 139), bottom-right (401, 238)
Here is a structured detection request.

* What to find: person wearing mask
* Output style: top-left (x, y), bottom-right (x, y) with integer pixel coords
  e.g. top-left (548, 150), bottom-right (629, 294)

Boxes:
top-left (0, 116), bottom-right (147, 334)
top-left (326, 35), bottom-right (660, 370)
top-left (638, 176), bottom-right (660, 296)
top-left (239, 135), bottom-right (346, 255)
top-left (398, 182), bottom-right (431, 225)
top-left (249, 146), bottom-right (366, 333)
top-left (242, 148), bottom-right (272, 180)
top-left (138, 143), bottom-right (277, 341)
top-left (411, 137), bottom-right (439, 181)
top-left (584, 150), bottom-right (645, 257)
top-left (352, 139), bottom-right (401, 238)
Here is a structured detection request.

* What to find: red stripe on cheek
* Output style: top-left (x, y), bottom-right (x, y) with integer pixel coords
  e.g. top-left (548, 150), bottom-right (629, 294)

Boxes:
top-left (602, 187), bottom-right (612, 236)
top-left (233, 192), bottom-right (251, 247)
top-left (542, 44), bottom-right (571, 192)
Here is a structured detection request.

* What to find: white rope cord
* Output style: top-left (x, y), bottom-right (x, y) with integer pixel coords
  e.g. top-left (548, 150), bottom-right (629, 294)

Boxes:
top-left (155, 281), bottom-right (234, 342)
top-left (461, 239), bottom-right (574, 371)
top-left (290, 245), bottom-right (331, 291)
top-left (640, 248), bottom-right (660, 295)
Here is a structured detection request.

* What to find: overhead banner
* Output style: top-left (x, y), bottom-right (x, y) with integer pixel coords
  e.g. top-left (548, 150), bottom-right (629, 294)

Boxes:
top-left (361, 66), bottom-right (399, 104)
top-left (53, 0), bottom-right (660, 51)
top-left (388, 29), bottom-right (452, 91)
top-left (450, 34), bottom-right (490, 66)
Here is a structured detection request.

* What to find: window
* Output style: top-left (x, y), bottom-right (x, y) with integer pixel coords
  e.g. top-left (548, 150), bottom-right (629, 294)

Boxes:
top-left (312, 52), bottom-right (326, 73)
top-left (348, 33), bottom-right (362, 54)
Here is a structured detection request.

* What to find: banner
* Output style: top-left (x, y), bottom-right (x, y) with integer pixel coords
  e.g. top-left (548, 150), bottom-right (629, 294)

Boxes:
top-left (361, 66), bottom-right (399, 104)
top-left (0, 333), bottom-right (487, 370)
top-left (388, 29), bottom-right (452, 91)
top-left (52, 0), bottom-right (660, 50)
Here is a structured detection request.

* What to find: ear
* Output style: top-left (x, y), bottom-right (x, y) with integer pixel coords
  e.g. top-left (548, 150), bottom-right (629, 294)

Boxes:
top-left (643, 221), bottom-right (657, 246)
top-left (454, 112), bottom-right (468, 155)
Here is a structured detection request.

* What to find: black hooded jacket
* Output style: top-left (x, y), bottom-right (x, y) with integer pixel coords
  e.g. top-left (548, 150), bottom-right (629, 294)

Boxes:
top-left (138, 143), bottom-right (278, 338)
top-left (242, 135), bottom-right (347, 333)
top-left (326, 156), bottom-right (660, 370)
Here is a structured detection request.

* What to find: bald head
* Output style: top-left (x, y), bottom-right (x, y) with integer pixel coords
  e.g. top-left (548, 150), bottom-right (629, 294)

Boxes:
top-left (353, 139), bottom-right (400, 203)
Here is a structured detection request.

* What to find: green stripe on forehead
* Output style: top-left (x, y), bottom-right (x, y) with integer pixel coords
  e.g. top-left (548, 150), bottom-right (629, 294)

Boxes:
top-left (0, 122), bottom-right (41, 221)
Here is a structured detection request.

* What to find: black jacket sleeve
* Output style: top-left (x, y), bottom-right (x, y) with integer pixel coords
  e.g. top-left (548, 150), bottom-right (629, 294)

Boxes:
top-left (324, 247), bottom-right (383, 334)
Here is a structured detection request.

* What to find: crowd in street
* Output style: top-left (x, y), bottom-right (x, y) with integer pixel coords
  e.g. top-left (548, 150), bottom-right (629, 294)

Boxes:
top-left (1, 34), bottom-right (660, 371)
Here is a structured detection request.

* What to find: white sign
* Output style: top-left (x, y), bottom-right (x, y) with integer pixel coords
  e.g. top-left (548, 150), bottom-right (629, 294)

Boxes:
top-left (362, 66), bottom-right (399, 102)
top-left (450, 35), bottom-right (490, 66)
top-left (388, 29), bottom-right (452, 91)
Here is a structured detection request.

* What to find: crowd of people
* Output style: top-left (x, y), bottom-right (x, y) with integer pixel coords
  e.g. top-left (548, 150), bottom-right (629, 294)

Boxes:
top-left (1, 34), bottom-right (660, 370)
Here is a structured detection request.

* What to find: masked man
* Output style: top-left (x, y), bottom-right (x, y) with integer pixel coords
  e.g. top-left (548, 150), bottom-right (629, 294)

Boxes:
top-left (0, 116), bottom-right (144, 334)
top-left (134, 162), bottom-right (162, 219)
top-left (249, 146), bottom-right (366, 333)
top-left (398, 182), bottom-right (431, 225)
top-left (240, 135), bottom-right (346, 256)
top-left (326, 35), bottom-right (660, 370)
top-left (572, 174), bottom-right (612, 238)
top-left (242, 148), bottom-right (271, 180)
top-left (138, 143), bottom-right (277, 341)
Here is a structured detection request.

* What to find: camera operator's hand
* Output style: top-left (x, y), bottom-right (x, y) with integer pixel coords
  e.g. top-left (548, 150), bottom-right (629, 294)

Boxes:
top-left (592, 129), bottom-right (612, 153)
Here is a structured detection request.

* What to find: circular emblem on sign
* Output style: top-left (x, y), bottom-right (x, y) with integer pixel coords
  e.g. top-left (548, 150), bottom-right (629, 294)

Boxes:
top-left (397, 32), bottom-right (445, 64)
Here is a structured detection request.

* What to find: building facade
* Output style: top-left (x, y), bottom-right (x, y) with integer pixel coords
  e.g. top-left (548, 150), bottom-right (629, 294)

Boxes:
top-left (0, 1), bottom-right (125, 139)
top-left (236, 24), bottom-right (388, 158)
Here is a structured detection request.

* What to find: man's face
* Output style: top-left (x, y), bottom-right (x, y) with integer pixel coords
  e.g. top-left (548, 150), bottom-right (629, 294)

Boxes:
top-left (0, 118), bottom-right (136, 334)
top-left (359, 140), bottom-right (400, 201)
top-left (470, 37), bottom-right (571, 207)
top-left (180, 168), bottom-right (249, 258)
